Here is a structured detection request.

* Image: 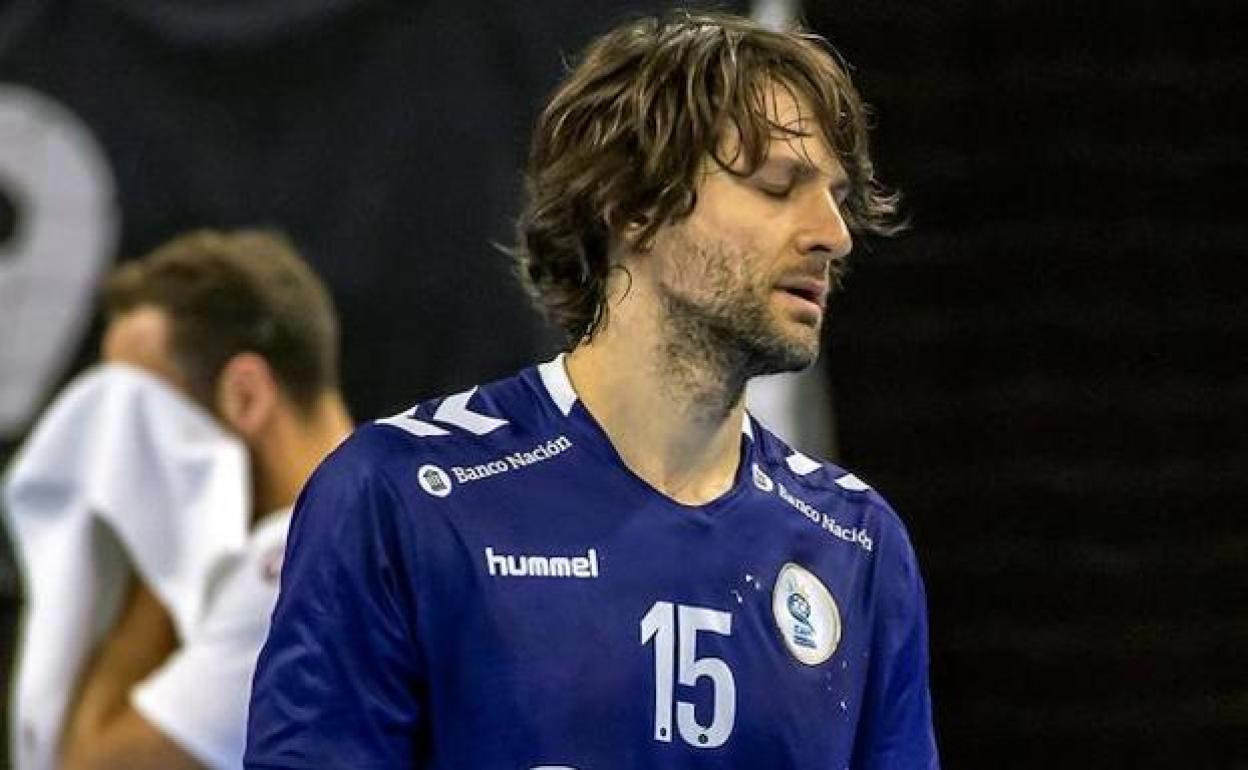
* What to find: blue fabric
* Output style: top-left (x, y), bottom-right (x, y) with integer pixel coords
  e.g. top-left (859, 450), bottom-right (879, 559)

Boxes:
top-left (246, 365), bottom-right (938, 769)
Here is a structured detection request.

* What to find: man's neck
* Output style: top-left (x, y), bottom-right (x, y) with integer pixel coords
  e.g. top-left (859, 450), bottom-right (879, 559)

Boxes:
top-left (250, 392), bottom-right (352, 522)
top-left (565, 293), bottom-right (748, 507)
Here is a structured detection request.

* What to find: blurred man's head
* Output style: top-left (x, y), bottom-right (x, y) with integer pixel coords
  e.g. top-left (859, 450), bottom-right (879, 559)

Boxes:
top-left (102, 229), bottom-right (342, 442)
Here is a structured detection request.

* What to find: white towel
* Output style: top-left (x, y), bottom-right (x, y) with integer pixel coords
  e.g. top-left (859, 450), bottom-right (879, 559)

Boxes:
top-left (2, 363), bottom-right (250, 770)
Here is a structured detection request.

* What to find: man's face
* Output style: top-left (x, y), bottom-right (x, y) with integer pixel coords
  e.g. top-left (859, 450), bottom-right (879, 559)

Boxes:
top-left (646, 83), bottom-right (853, 376)
top-left (101, 305), bottom-right (192, 393)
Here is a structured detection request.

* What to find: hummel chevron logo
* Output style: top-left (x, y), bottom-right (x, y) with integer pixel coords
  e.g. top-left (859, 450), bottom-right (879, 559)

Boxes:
top-left (433, 388), bottom-right (508, 434)
top-left (378, 412), bottom-right (450, 437)
top-left (376, 387), bottom-right (509, 438)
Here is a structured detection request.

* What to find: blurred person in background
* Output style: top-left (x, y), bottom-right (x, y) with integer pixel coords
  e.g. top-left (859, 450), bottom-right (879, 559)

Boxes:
top-left (246, 11), bottom-right (936, 769)
top-left (55, 230), bottom-right (351, 770)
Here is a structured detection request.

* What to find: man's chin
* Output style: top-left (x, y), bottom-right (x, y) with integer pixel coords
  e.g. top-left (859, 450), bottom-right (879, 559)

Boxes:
top-left (750, 333), bottom-right (820, 375)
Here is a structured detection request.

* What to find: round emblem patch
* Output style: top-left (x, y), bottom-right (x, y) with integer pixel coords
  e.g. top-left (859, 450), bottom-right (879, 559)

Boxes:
top-left (417, 464), bottom-right (453, 498)
top-left (772, 562), bottom-right (841, 665)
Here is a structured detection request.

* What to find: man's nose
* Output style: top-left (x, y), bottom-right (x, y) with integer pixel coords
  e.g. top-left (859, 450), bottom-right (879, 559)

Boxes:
top-left (794, 188), bottom-right (853, 263)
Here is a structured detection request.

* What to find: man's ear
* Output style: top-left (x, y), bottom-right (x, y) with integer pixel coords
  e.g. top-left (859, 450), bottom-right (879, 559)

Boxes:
top-left (623, 219), bottom-right (650, 250)
top-left (605, 204), bottom-right (654, 253)
top-left (215, 352), bottom-right (279, 439)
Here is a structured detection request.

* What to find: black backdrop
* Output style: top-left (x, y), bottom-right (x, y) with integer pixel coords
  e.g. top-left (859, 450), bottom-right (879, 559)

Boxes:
top-left (811, 1), bottom-right (1247, 766)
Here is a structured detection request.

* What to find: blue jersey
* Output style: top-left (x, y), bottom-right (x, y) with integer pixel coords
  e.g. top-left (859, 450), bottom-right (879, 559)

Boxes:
top-left (245, 358), bottom-right (938, 769)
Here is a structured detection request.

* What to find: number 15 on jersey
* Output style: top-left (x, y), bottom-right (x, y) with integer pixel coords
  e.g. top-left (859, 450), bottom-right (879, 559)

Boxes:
top-left (640, 601), bottom-right (737, 750)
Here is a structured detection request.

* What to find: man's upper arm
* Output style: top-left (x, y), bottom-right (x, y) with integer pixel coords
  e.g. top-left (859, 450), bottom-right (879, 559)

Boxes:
top-left (854, 510), bottom-right (940, 770)
top-left (58, 577), bottom-right (204, 770)
top-left (129, 613), bottom-right (274, 770)
top-left (62, 708), bottom-right (205, 770)
top-left (245, 439), bottom-right (424, 769)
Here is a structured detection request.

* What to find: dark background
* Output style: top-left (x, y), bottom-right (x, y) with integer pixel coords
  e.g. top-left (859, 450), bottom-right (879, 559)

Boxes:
top-left (1, 0), bottom-right (1245, 767)
top-left (811, 0), bottom-right (1247, 766)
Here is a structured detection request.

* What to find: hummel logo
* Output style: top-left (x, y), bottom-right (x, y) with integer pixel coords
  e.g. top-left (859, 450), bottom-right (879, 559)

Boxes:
top-left (485, 547), bottom-right (600, 579)
top-left (376, 386), bottom-right (509, 438)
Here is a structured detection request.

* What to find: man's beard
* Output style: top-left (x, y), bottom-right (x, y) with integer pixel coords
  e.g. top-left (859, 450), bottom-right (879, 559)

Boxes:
top-left (657, 234), bottom-right (822, 390)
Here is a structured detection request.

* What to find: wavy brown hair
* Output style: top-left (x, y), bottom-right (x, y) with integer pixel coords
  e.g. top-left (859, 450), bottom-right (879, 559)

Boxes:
top-left (510, 10), bottom-right (902, 342)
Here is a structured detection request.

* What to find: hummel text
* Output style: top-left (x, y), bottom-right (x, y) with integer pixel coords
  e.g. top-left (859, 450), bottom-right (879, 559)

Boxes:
top-left (485, 546), bottom-right (600, 579)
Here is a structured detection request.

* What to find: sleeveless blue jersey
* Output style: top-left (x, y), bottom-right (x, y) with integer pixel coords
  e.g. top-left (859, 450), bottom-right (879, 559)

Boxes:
top-left (245, 358), bottom-right (938, 769)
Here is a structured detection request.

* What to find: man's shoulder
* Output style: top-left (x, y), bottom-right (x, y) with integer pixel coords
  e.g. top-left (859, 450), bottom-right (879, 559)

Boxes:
top-left (335, 365), bottom-right (554, 477)
top-left (749, 415), bottom-right (881, 503)
top-left (748, 415), bottom-right (915, 552)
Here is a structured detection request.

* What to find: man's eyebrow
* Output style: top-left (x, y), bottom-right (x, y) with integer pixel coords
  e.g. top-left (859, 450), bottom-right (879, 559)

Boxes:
top-left (758, 157), bottom-right (814, 176)
top-left (760, 156), bottom-right (851, 193)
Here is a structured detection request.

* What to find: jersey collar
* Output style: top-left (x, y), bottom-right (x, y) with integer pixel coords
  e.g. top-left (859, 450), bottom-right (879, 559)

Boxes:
top-left (537, 353), bottom-right (755, 439)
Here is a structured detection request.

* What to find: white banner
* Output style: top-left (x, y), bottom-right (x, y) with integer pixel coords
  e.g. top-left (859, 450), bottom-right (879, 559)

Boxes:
top-left (0, 84), bottom-right (119, 438)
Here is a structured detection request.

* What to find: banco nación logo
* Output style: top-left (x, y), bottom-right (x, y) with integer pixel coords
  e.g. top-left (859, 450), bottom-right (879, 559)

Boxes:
top-left (417, 463), bottom-right (453, 498)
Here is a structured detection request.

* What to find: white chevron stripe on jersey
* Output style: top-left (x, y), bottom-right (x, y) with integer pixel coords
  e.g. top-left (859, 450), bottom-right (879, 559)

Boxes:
top-left (433, 387), bottom-right (509, 435)
top-left (785, 451), bottom-right (822, 476)
top-left (537, 355), bottom-right (578, 416)
top-left (834, 473), bottom-right (871, 491)
top-left (376, 412), bottom-right (451, 437)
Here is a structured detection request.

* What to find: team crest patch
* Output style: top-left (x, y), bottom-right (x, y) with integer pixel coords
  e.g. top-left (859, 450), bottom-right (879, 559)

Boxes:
top-left (417, 463), bottom-right (453, 497)
top-left (772, 562), bottom-right (841, 665)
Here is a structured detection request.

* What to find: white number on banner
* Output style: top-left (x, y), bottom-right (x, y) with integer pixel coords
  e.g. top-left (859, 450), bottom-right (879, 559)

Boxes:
top-left (640, 601), bottom-right (736, 749)
top-left (0, 84), bottom-right (119, 439)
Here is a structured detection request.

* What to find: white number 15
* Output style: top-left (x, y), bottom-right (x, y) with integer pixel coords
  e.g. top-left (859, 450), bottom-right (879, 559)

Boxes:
top-left (640, 601), bottom-right (736, 749)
